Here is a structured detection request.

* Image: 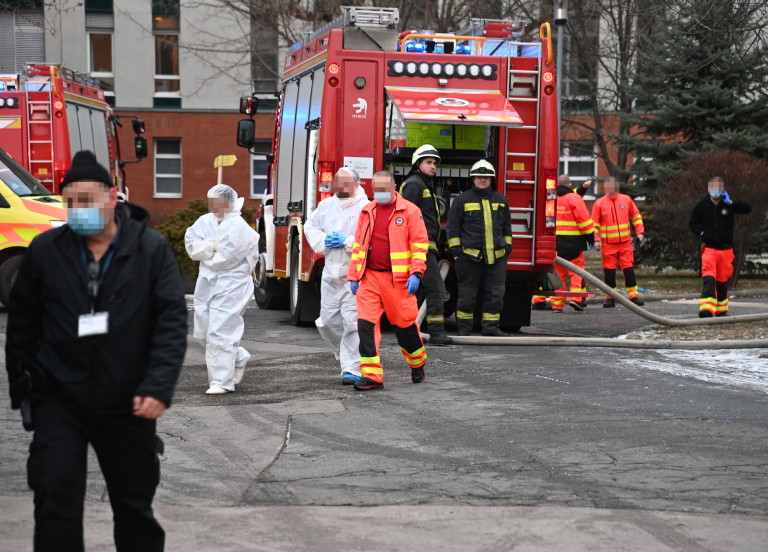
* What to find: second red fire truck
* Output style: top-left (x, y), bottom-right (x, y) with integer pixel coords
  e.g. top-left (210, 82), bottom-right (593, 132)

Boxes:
top-left (238, 7), bottom-right (559, 331)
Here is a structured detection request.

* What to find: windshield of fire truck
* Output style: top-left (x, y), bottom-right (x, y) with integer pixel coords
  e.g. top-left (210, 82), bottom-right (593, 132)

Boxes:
top-left (0, 148), bottom-right (53, 197)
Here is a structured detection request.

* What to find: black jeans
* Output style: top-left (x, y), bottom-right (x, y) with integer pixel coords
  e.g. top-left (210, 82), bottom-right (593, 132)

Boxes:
top-left (421, 251), bottom-right (447, 332)
top-left (27, 397), bottom-right (164, 552)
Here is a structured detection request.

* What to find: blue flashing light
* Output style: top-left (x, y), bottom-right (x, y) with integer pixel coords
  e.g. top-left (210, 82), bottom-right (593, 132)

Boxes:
top-left (405, 42), bottom-right (425, 53)
top-left (456, 44), bottom-right (471, 55)
top-left (0, 82), bottom-right (5, 92)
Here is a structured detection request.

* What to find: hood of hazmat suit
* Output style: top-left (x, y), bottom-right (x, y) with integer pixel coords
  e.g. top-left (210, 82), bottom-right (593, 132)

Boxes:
top-left (305, 183), bottom-right (369, 281)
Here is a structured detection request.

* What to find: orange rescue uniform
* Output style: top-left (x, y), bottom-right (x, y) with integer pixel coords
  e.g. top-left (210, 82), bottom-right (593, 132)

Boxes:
top-left (552, 190), bottom-right (594, 311)
top-left (348, 193), bottom-right (429, 383)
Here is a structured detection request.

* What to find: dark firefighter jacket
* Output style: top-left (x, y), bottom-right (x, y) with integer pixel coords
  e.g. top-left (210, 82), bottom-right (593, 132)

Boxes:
top-left (556, 185), bottom-right (595, 260)
top-left (446, 186), bottom-right (513, 264)
top-left (5, 202), bottom-right (188, 414)
top-left (400, 170), bottom-right (440, 252)
top-left (689, 195), bottom-right (752, 250)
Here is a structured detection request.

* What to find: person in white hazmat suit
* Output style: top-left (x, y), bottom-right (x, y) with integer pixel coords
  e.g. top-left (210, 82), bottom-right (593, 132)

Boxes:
top-left (304, 167), bottom-right (369, 385)
top-left (185, 184), bottom-right (259, 395)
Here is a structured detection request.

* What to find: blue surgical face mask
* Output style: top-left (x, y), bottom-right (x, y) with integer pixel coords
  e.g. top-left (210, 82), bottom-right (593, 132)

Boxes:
top-left (374, 191), bottom-right (393, 204)
top-left (709, 190), bottom-right (722, 199)
top-left (67, 207), bottom-right (108, 236)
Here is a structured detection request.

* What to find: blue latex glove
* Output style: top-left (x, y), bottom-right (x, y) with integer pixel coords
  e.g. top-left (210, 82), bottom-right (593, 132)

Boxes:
top-left (406, 274), bottom-right (420, 295)
top-left (350, 281), bottom-right (359, 295)
top-left (324, 232), bottom-right (345, 249)
top-left (721, 190), bottom-right (732, 205)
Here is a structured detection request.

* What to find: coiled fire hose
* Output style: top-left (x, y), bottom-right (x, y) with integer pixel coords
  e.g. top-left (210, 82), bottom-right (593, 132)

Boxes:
top-left (418, 257), bottom-right (768, 349)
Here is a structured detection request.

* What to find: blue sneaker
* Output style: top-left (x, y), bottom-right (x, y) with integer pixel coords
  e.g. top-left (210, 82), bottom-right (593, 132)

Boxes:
top-left (341, 372), bottom-right (362, 385)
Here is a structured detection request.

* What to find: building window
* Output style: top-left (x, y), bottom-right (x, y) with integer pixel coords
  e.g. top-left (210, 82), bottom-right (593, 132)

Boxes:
top-left (154, 138), bottom-right (182, 197)
top-left (153, 0), bottom-right (180, 105)
top-left (560, 12), bottom-right (598, 112)
top-left (87, 32), bottom-right (113, 95)
top-left (559, 141), bottom-right (597, 195)
top-left (251, 155), bottom-right (268, 197)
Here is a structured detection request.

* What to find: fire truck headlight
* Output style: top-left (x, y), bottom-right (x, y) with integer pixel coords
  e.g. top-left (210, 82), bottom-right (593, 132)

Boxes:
top-left (456, 64), bottom-right (468, 77)
top-left (0, 98), bottom-right (5, 107)
top-left (406, 62), bottom-right (417, 75)
top-left (431, 63), bottom-right (442, 76)
top-left (482, 65), bottom-right (494, 78)
top-left (469, 64), bottom-right (480, 78)
top-left (443, 64), bottom-right (455, 77)
top-left (418, 63), bottom-right (430, 76)
top-left (392, 61), bottom-right (405, 74)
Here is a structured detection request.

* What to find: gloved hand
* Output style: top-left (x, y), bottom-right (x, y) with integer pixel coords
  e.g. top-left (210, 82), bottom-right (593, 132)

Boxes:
top-left (406, 274), bottom-right (420, 295)
top-left (325, 232), bottom-right (345, 249)
top-left (350, 281), bottom-right (359, 295)
top-left (721, 190), bottom-right (732, 205)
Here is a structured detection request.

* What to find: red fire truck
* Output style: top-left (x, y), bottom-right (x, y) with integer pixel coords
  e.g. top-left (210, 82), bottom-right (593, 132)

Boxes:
top-left (0, 64), bottom-right (147, 196)
top-left (237, 7), bottom-right (559, 330)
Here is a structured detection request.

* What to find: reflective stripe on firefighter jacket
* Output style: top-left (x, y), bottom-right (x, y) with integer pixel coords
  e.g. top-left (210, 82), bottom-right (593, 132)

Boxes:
top-left (591, 193), bottom-right (644, 245)
top-left (400, 170), bottom-right (441, 252)
top-left (347, 192), bottom-right (429, 282)
top-left (446, 187), bottom-right (513, 264)
top-left (555, 185), bottom-right (594, 260)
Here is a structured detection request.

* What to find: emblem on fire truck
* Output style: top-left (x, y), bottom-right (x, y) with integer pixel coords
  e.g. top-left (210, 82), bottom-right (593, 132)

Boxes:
top-left (353, 98), bottom-right (367, 117)
top-left (436, 97), bottom-right (470, 107)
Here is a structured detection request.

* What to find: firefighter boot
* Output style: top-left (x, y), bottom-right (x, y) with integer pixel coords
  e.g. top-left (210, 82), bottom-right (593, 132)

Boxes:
top-left (411, 366), bottom-right (425, 383)
top-left (354, 378), bottom-right (383, 391)
top-left (428, 322), bottom-right (453, 345)
top-left (603, 298), bottom-right (615, 308)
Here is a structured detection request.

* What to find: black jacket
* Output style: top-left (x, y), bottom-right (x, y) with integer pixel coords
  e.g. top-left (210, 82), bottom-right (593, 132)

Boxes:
top-left (446, 186), bottom-right (513, 264)
top-left (400, 170), bottom-right (440, 251)
top-left (689, 195), bottom-right (751, 250)
top-left (5, 202), bottom-right (188, 414)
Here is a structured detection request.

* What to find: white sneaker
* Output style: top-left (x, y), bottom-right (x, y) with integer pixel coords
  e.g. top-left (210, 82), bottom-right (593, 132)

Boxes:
top-left (234, 364), bottom-right (246, 385)
top-left (205, 385), bottom-right (232, 395)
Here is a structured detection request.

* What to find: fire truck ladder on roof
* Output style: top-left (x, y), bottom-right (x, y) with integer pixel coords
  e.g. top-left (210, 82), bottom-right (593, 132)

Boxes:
top-left (505, 41), bottom-right (543, 268)
top-left (291, 6), bottom-right (399, 52)
top-left (24, 74), bottom-right (55, 190)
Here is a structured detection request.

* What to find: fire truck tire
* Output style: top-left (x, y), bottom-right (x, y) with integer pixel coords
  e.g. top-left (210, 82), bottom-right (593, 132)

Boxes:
top-left (0, 254), bottom-right (23, 308)
top-left (289, 238), bottom-right (320, 326)
top-left (253, 254), bottom-right (288, 310)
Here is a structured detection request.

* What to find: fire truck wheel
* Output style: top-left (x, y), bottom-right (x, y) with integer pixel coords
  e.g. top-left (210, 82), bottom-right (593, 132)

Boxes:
top-left (253, 253), bottom-right (288, 310)
top-left (0, 254), bottom-right (23, 308)
top-left (289, 238), bottom-right (320, 326)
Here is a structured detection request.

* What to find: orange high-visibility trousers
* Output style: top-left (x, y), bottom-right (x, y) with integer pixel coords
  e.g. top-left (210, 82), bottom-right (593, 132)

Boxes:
top-left (551, 253), bottom-right (585, 310)
top-left (356, 270), bottom-right (427, 383)
top-left (700, 247), bottom-right (734, 316)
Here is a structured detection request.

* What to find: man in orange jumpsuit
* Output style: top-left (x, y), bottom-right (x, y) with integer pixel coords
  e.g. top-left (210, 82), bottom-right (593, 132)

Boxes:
top-left (592, 177), bottom-right (645, 307)
top-left (348, 171), bottom-right (429, 391)
top-left (551, 175), bottom-right (594, 313)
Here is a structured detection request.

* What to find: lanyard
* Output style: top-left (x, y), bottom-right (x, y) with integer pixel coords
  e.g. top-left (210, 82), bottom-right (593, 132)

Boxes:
top-left (80, 244), bottom-right (116, 313)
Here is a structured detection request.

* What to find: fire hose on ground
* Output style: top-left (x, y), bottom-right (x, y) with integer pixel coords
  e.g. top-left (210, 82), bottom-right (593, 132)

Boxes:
top-left (418, 257), bottom-right (768, 349)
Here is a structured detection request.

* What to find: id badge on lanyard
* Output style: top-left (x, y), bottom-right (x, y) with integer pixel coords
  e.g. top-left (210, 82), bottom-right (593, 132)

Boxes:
top-left (78, 251), bottom-right (113, 337)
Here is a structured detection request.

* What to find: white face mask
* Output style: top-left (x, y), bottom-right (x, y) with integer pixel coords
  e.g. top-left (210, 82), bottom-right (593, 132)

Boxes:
top-left (374, 191), bottom-right (393, 204)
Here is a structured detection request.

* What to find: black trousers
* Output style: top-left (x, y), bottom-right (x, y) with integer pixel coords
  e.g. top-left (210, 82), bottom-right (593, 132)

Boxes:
top-left (455, 256), bottom-right (507, 333)
top-left (421, 251), bottom-right (447, 333)
top-left (27, 397), bottom-right (164, 552)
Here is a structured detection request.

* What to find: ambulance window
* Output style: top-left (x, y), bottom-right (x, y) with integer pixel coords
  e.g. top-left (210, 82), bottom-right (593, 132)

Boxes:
top-left (0, 155), bottom-right (52, 197)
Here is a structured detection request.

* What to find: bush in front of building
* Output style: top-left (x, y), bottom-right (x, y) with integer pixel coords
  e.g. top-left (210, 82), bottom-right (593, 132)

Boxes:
top-left (639, 149), bottom-right (768, 287)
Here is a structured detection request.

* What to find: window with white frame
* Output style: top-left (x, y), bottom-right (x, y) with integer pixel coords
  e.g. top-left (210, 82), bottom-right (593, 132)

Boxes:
top-left (559, 141), bottom-right (598, 195)
top-left (154, 139), bottom-right (182, 197)
top-left (85, 0), bottom-right (114, 101)
top-left (153, 0), bottom-right (180, 106)
top-left (251, 155), bottom-right (268, 197)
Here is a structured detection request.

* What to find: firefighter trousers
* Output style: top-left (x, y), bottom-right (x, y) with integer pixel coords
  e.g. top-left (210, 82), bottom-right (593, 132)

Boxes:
top-left (604, 267), bottom-right (639, 300)
top-left (356, 270), bottom-right (427, 383)
top-left (455, 255), bottom-right (506, 334)
top-left (700, 247), bottom-right (734, 316)
top-left (552, 253), bottom-right (585, 310)
top-left (421, 251), bottom-right (447, 335)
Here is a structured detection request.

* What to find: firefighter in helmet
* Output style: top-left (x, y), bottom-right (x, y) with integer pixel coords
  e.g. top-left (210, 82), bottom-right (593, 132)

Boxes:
top-left (446, 160), bottom-right (513, 337)
top-left (399, 144), bottom-right (452, 345)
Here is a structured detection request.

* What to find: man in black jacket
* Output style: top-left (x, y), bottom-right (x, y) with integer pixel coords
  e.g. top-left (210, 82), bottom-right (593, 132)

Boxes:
top-left (399, 144), bottom-right (452, 345)
top-left (446, 160), bottom-right (513, 337)
top-left (689, 176), bottom-right (751, 317)
top-left (5, 151), bottom-right (188, 551)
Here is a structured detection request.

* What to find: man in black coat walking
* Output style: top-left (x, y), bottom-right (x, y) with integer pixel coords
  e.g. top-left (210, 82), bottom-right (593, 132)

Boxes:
top-left (5, 151), bottom-right (188, 551)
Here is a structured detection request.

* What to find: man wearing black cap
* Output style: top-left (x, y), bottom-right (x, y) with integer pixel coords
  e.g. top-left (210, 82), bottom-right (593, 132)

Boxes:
top-left (5, 151), bottom-right (187, 551)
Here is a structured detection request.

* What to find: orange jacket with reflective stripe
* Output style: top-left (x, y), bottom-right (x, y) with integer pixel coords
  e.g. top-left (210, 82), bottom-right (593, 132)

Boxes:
top-left (347, 192), bottom-right (429, 282)
top-left (555, 187), bottom-right (594, 259)
top-left (591, 193), bottom-right (644, 244)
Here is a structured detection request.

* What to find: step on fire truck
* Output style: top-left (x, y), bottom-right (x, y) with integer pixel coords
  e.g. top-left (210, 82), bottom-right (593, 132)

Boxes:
top-left (0, 64), bottom-right (147, 196)
top-left (237, 7), bottom-right (559, 330)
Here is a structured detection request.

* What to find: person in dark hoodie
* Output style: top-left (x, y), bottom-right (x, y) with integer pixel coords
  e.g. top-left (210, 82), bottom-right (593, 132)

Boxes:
top-left (399, 144), bottom-right (452, 345)
top-left (5, 150), bottom-right (187, 552)
top-left (551, 175), bottom-right (595, 313)
top-left (446, 160), bottom-right (513, 337)
top-left (689, 176), bottom-right (752, 317)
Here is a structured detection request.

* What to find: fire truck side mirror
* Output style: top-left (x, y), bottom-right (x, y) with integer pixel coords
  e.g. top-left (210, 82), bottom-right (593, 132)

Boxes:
top-left (132, 119), bottom-right (146, 135)
top-left (135, 136), bottom-right (148, 159)
top-left (237, 119), bottom-right (255, 149)
top-left (239, 96), bottom-right (259, 115)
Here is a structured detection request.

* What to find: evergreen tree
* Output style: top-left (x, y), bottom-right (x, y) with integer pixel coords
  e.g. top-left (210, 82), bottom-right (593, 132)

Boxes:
top-left (622, 0), bottom-right (768, 193)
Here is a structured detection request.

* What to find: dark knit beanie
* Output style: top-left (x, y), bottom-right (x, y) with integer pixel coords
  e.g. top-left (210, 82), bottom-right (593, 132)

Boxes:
top-left (60, 151), bottom-right (112, 190)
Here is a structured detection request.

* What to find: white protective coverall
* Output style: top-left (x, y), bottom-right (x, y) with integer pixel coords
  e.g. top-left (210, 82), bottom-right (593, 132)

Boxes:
top-left (304, 184), bottom-right (369, 378)
top-left (185, 185), bottom-right (259, 391)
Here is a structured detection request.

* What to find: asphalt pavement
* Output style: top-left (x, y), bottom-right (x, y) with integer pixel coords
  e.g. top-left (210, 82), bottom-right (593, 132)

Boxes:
top-left (2, 293), bottom-right (768, 551)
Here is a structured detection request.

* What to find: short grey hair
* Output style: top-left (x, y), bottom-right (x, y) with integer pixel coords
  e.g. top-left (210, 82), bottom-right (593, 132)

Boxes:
top-left (335, 167), bottom-right (361, 185)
